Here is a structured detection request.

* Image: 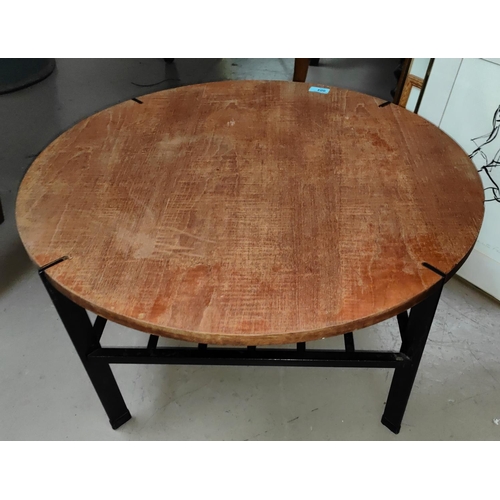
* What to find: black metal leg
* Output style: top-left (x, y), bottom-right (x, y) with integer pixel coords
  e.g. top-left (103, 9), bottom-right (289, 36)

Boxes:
top-left (344, 332), bottom-right (355, 352)
top-left (0, 196), bottom-right (4, 224)
top-left (39, 272), bottom-right (131, 430)
top-left (37, 258), bottom-right (445, 434)
top-left (148, 335), bottom-right (160, 350)
top-left (382, 280), bottom-right (444, 434)
top-left (396, 311), bottom-right (409, 342)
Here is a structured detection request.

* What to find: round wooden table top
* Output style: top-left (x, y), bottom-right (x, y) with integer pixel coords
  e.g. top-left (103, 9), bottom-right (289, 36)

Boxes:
top-left (16, 81), bottom-right (484, 346)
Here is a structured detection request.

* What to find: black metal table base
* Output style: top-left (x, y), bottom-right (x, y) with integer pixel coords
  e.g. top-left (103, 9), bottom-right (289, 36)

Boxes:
top-left (39, 265), bottom-right (445, 434)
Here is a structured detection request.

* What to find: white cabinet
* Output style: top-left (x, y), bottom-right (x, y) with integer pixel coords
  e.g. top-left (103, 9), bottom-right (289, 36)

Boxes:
top-left (418, 58), bottom-right (500, 300)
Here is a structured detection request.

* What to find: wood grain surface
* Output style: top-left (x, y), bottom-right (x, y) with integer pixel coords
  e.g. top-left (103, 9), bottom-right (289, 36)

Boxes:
top-left (16, 81), bottom-right (484, 345)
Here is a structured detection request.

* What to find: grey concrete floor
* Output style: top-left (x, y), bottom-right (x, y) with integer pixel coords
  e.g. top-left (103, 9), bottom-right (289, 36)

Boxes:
top-left (1, 58), bottom-right (500, 440)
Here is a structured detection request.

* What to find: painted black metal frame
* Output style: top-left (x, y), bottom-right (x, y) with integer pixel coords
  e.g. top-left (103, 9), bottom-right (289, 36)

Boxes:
top-left (39, 261), bottom-right (445, 434)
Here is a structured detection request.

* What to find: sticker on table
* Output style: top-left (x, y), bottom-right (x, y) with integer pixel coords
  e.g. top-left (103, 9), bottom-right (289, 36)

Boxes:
top-left (309, 86), bottom-right (330, 94)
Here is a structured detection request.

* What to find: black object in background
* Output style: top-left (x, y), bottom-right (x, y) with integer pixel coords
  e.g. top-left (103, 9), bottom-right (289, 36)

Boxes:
top-left (0, 58), bottom-right (56, 95)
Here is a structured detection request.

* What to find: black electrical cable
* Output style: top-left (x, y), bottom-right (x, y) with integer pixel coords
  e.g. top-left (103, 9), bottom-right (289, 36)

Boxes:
top-left (469, 105), bottom-right (500, 203)
top-left (131, 78), bottom-right (179, 88)
top-left (469, 105), bottom-right (500, 159)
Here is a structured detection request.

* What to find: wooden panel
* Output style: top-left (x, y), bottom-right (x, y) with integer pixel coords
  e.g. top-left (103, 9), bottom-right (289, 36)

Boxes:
top-left (293, 58), bottom-right (309, 82)
top-left (399, 74), bottom-right (424, 108)
top-left (16, 81), bottom-right (484, 345)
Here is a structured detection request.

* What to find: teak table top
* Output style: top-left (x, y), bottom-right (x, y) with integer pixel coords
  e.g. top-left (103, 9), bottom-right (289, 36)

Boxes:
top-left (16, 81), bottom-right (484, 345)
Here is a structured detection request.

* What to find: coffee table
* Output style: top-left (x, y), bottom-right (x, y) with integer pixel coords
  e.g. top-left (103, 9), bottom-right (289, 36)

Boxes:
top-left (16, 80), bottom-right (484, 434)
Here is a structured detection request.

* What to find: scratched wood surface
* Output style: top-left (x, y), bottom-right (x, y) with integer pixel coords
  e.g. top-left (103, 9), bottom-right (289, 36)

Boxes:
top-left (16, 81), bottom-right (484, 345)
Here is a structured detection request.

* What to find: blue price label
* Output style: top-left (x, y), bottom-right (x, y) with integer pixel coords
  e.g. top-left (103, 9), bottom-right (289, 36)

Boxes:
top-left (309, 86), bottom-right (330, 94)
